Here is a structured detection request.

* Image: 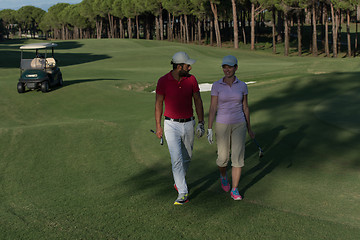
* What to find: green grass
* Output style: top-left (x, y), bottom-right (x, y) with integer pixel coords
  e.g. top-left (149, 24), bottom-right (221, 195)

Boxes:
top-left (0, 38), bottom-right (359, 239)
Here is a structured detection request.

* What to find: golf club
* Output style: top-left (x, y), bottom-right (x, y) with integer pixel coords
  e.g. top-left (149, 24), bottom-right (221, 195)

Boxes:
top-left (253, 138), bottom-right (264, 158)
top-left (150, 129), bottom-right (164, 145)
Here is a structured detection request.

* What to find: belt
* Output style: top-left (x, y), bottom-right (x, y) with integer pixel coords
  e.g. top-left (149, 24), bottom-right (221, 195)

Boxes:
top-left (165, 116), bottom-right (194, 123)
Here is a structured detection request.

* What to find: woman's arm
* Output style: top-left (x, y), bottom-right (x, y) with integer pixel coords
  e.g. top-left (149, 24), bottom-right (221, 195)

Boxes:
top-left (208, 95), bottom-right (218, 129)
top-left (242, 94), bottom-right (255, 139)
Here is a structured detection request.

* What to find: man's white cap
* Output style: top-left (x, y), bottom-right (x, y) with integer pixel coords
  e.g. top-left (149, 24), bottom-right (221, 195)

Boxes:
top-left (222, 55), bottom-right (238, 66)
top-left (172, 52), bottom-right (196, 65)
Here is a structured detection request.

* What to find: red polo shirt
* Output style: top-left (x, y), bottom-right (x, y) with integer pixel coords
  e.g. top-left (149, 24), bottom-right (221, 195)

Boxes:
top-left (156, 71), bottom-right (200, 119)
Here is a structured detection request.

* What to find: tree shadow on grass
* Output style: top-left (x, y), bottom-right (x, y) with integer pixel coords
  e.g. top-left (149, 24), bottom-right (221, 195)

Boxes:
top-left (123, 146), bottom-right (222, 202)
top-left (56, 52), bottom-right (111, 67)
top-left (188, 169), bottom-right (219, 199)
top-left (234, 72), bottom-right (360, 199)
top-left (0, 39), bottom-right (28, 49)
top-left (240, 124), bottom-right (308, 198)
top-left (0, 50), bottom-right (111, 69)
top-left (0, 40), bottom-right (111, 69)
top-left (124, 124), bottom-right (306, 201)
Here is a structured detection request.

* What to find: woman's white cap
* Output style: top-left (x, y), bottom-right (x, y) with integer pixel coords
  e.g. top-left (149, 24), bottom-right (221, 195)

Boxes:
top-left (172, 52), bottom-right (196, 65)
top-left (222, 55), bottom-right (238, 66)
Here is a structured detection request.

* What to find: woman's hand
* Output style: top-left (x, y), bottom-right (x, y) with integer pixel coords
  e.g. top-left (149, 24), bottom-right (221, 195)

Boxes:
top-left (248, 129), bottom-right (255, 139)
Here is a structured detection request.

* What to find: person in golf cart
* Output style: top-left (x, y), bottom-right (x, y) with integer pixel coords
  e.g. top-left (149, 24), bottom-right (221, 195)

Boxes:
top-left (207, 55), bottom-right (255, 201)
top-left (155, 52), bottom-right (205, 205)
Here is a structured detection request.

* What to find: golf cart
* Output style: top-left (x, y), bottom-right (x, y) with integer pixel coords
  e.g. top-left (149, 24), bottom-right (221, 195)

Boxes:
top-left (18, 42), bottom-right (63, 93)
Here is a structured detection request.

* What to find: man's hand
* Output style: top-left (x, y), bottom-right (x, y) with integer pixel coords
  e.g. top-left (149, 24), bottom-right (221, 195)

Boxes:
top-left (196, 122), bottom-right (205, 138)
top-left (156, 127), bottom-right (163, 139)
top-left (207, 129), bottom-right (213, 144)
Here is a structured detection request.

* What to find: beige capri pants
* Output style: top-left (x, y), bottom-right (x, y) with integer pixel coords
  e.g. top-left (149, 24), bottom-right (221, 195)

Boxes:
top-left (215, 122), bottom-right (247, 168)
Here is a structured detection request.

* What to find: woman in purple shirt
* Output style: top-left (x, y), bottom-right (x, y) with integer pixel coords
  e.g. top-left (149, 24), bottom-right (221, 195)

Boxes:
top-left (207, 55), bottom-right (255, 200)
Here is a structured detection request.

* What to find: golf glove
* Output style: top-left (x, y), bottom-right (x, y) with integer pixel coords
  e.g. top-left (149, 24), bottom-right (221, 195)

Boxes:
top-left (207, 129), bottom-right (213, 144)
top-left (196, 122), bottom-right (205, 138)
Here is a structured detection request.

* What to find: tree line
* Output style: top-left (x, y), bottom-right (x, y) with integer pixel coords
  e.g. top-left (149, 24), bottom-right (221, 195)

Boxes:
top-left (1, 0), bottom-right (360, 57)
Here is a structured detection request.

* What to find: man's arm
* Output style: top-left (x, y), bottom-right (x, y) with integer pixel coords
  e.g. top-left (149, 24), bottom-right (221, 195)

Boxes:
top-left (193, 91), bottom-right (204, 123)
top-left (155, 93), bottom-right (164, 139)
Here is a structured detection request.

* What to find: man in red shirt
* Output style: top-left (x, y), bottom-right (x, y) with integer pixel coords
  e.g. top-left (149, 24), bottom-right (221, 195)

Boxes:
top-left (155, 52), bottom-right (205, 205)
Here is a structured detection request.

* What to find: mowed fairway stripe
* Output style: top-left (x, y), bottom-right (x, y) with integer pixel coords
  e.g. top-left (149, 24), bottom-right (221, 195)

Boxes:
top-left (0, 119), bottom-right (118, 131)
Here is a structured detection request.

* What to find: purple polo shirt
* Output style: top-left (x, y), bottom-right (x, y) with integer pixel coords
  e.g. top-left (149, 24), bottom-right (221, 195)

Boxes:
top-left (211, 77), bottom-right (248, 124)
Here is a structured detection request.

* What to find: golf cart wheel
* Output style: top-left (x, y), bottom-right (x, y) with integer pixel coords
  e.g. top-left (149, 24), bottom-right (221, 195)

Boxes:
top-left (41, 81), bottom-right (49, 93)
top-left (17, 82), bottom-right (25, 93)
top-left (58, 73), bottom-right (63, 86)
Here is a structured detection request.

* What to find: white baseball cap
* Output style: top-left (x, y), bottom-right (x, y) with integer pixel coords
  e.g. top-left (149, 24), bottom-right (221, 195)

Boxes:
top-left (172, 52), bottom-right (196, 65)
top-left (222, 55), bottom-right (238, 66)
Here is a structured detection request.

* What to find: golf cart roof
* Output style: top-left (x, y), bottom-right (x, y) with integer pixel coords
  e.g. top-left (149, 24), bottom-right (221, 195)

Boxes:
top-left (20, 43), bottom-right (58, 50)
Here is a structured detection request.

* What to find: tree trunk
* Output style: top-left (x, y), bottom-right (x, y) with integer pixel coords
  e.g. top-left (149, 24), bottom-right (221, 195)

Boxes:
top-left (155, 16), bottom-right (160, 40)
top-left (297, 11), bottom-right (302, 56)
top-left (66, 26), bottom-right (69, 40)
top-left (330, 3), bottom-right (338, 57)
top-left (114, 18), bottom-right (118, 38)
top-left (277, 11), bottom-right (283, 42)
top-left (136, 15), bottom-right (140, 39)
top-left (62, 25), bottom-right (66, 40)
top-left (305, 7), bottom-right (311, 25)
top-left (312, 0), bottom-right (318, 56)
top-left (356, 5), bottom-right (360, 57)
top-left (272, 9), bottom-right (276, 54)
top-left (119, 19), bottom-right (124, 38)
top-left (167, 12), bottom-right (172, 41)
top-left (171, 13), bottom-right (175, 41)
top-left (209, 17), bottom-right (213, 45)
top-left (184, 14), bottom-right (189, 43)
top-left (127, 18), bottom-right (132, 39)
top-left (347, 9), bottom-right (351, 57)
top-left (74, 26), bottom-right (79, 39)
top-left (197, 18), bottom-right (202, 44)
top-left (179, 15), bottom-right (183, 42)
top-left (324, 5), bottom-right (330, 57)
top-left (203, 19), bottom-right (207, 44)
top-left (338, 9), bottom-right (342, 54)
top-left (250, 3), bottom-right (255, 50)
top-left (241, 10), bottom-right (246, 44)
top-left (159, 7), bottom-right (164, 40)
top-left (284, 13), bottom-right (289, 56)
top-left (356, 20), bottom-right (358, 57)
top-left (96, 18), bottom-right (103, 39)
top-left (191, 19), bottom-right (194, 42)
top-left (108, 13), bottom-right (115, 38)
top-left (145, 15), bottom-right (151, 40)
top-left (209, 0), bottom-right (221, 47)
top-left (231, 0), bottom-right (238, 49)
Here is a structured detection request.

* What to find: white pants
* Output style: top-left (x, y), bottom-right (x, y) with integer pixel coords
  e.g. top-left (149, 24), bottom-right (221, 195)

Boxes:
top-left (164, 119), bottom-right (195, 194)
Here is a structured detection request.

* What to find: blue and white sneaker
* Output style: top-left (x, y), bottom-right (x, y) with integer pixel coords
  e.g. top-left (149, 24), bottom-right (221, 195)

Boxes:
top-left (230, 188), bottom-right (242, 200)
top-left (221, 176), bottom-right (230, 192)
